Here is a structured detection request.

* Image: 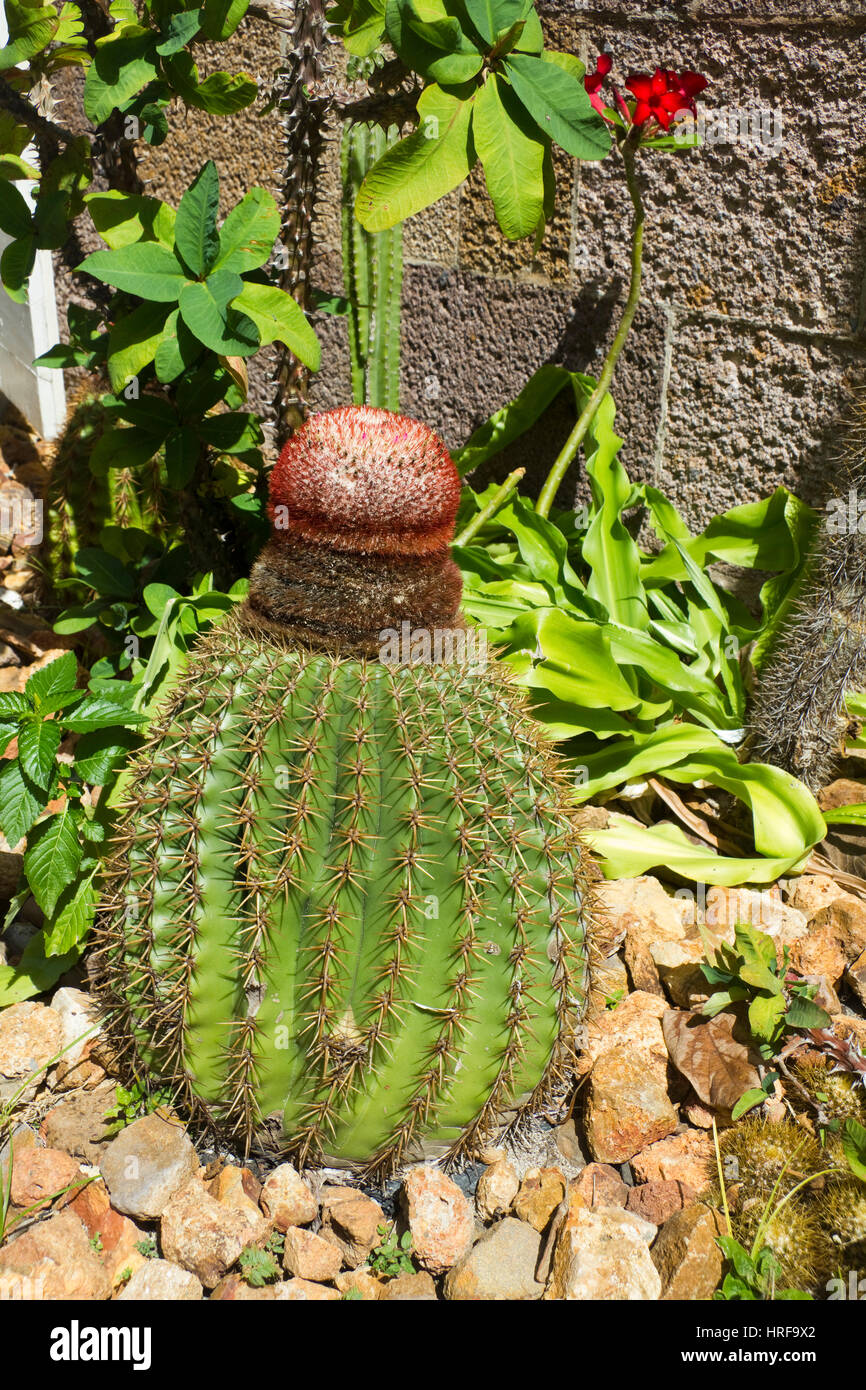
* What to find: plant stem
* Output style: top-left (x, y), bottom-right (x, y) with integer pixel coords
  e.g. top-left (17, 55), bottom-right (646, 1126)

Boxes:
top-left (454, 467), bottom-right (526, 547)
top-left (535, 135), bottom-right (646, 520)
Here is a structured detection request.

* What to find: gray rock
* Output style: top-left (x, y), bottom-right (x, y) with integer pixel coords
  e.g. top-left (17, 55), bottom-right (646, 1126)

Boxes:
top-left (100, 1114), bottom-right (199, 1220)
top-left (444, 1218), bottom-right (544, 1301)
top-left (117, 1259), bottom-right (203, 1301)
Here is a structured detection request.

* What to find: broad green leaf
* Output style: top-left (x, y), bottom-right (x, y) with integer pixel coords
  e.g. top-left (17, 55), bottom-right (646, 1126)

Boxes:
top-left (25, 651), bottom-right (78, 705)
top-left (17, 718), bottom-right (61, 791)
top-left (164, 426), bottom-right (200, 488)
top-left (78, 243), bottom-right (187, 300)
top-left (72, 548), bottom-right (136, 599)
top-left (230, 282), bottom-right (320, 368)
top-left (24, 804), bottom-right (83, 918)
top-left (107, 300), bottom-right (172, 391)
top-left (155, 7), bottom-right (202, 54)
top-left (84, 30), bottom-right (159, 124)
top-left (731, 1088), bottom-right (768, 1121)
top-left (472, 73), bottom-right (545, 240)
top-left (214, 187), bottom-right (280, 274)
top-left (0, 759), bottom-right (43, 845)
top-left (179, 279), bottom-right (260, 355)
top-left (152, 306), bottom-right (197, 382)
top-left (842, 1117), bottom-right (866, 1182)
top-left (197, 411), bottom-right (262, 451)
top-left (733, 921), bottom-right (777, 974)
top-left (454, 363), bottom-right (572, 475)
top-left (175, 160), bottom-right (221, 276)
top-left (166, 53), bottom-right (257, 113)
top-left (784, 994), bottom-right (831, 1031)
top-left (747, 992), bottom-right (786, 1042)
top-left (583, 815), bottom-right (818, 887)
top-left (581, 385), bottom-right (646, 630)
top-left (200, 0), bottom-right (249, 39)
top-left (85, 191), bottom-right (176, 249)
top-left (0, 234), bottom-right (35, 301)
top-left (542, 50), bottom-right (585, 80)
top-left (464, 0), bottom-right (527, 44)
top-left (0, 183), bottom-right (34, 240)
top-left (0, 0), bottom-right (58, 69)
top-left (385, 0), bottom-right (483, 83)
top-left (356, 83), bottom-right (477, 231)
top-left (43, 861), bottom-right (100, 956)
top-left (0, 153), bottom-right (39, 180)
top-left (73, 728), bottom-right (138, 785)
top-left (89, 425), bottom-right (166, 475)
top-left (0, 933), bottom-right (77, 1007)
top-left (504, 53), bottom-right (611, 160)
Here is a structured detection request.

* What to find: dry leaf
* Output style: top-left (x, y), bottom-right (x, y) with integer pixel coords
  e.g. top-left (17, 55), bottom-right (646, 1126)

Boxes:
top-left (662, 1009), bottom-right (762, 1111)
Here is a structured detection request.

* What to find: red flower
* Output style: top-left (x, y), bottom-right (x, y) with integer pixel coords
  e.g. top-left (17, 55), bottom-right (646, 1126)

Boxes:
top-left (584, 52), bottom-right (613, 115)
top-left (625, 67), bottom-right (708, 131)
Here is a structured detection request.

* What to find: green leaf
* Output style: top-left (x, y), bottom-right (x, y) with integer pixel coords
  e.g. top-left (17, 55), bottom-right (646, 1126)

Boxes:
top-left (153, 307), bottom-right (200, 382)
top-left (85, 191), bottom-right (176, 249)
top-left (72, 548), bottom-right (136, 599)
top-left (0, 759), bottom-right (43, 845)
top-left (541, 50), bottom-right (585, 80)
top-left (196, 411), bottom-right (262, 451)
top-left (464, 0), bottom-right (526, 45)
top-left (156, 7), bottom-right (202, 54)
top-left (0, 1), bottom-right (58, 69)
top-left (17, 718), bottom-right (61, 791)
top-left (230, 283), bottom-right (320, 368)
top-left (0, 182), bottom-right (33, 240)
top-left (213, 187), bottom-right (280, 274)
top-left (0, 933), bottom-right (77, 1007)
top-left (164, 426), bottom-right (200, 487)
top-left (747, 992), bottom-right (786, 1044)
top-left (356, 83), bottom-right (477, 232)
top-left (178, 278), bottom-right (260, 355)
top-left (784, 994), bottom-right (831, 1032)
top-left (1, 234), bottom-right (36, 300)
top-left (42, 861), bottom-right (100, 956)
top-left (824, 802), bottom-right (866, 826)
top-left (504, 53), bottom-right (611, 160)
top-left (0, 152), bottom-right (40, 180)
top-left (842, 1117), bottom-right (866, 1182)
top-left (62, 698), bottom-right (147, 733)
top-left (73, 728), bottom-right (138, 786)
top-left (200, 0), bottom-right (249, 39)
top-left (84, 30), bottom-right (159, 125)
top-left (24, 804), bottom-right (83, 918)
top-left (89, 425), bottom-right (167, 475)
top-left (175, 160), bottom-right (221, 276)
top-left (25, 651), bottom-right (78, 705)
top-left (386, 0), bottom-right (483, 84)
top-left (731, 1088), bottom-right (768, 1121)
top-left (454, 363), bottom-right (571, 476)
top-left (472, 72), bottom-right (545, 240)
top-left (107, 300), bottom-right (172, 391)
top-left (78, 243), bottom-right (187, 301)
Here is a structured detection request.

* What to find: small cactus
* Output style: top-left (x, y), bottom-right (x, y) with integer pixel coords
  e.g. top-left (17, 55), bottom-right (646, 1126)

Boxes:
top-left (94, 406), bottom-right (594, 1174)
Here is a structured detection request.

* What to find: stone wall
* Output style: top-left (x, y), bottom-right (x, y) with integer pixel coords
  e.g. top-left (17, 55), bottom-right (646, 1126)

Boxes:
top-left (59, 0), bottom-right (866, 526)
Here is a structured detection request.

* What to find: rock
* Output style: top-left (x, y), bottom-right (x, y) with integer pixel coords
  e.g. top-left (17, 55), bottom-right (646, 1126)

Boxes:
top-left (259, 1163), bottom-right (317, 1230)
top-left (602, 876), bottom-right (689, 995)
top-left (0, 1210), bottom-right (112, 1300)
top-left (649, 938), bottom-right (708, 1007)
top-left (846, 948), bottom-right (866, 1008)
top-left (589, 953), bottom-right (630, 1012)
top-left (631, 1130), bottom-right (714, 1194)
top-left (568, 1163), bottom-right (629, 1211)
top-left (651, 1203), bottom-right (726, 1300)
top-left (0, 1122), bottom-right (39, 1170)
top-left (475, 1157), bottom-right (519, 1220)
top-left (0, 1001), bottom-right (62, 1102)
top-left (380, 1271), bottom-right (438, 1300)
top-left (705, 887), bottom-right (806, 947)
top-left (160, 1178), bottom-right (264, 1288)
top-left (50, 987), bottom-right (104, 1090)
top-left (319, 1186), bottom-right (385, 1268)
top-left (785, 873), bottom-right (848, 917)
top-left (830, 1013), bottom-right (866, 1049)
top-left (100, 1114), bottom-right (199, 1220)
top-left (207, 1165), bottom-right (264, 1233)
top-left (401, 1167), bottom-right (474, 1275)
top-left (512, 1166), bottom-right (566, 1231)
top-left (792, 897), bottom-right (866, 983)
top-left (625, 1180), bottom-right (691, 1225)
top-left (117, 1259), bottom-right (203, 1301)
top-left (334, 1268), bottom-right (382, 1300)
top-left (39, 1083), bottom-right (117, 1163)
top-left (577, 989), bottom-right (670, 1077)
top-left (9, 1147), bottom-right (84, 1212)
top-left (802, 973), bottom-right (841, 1015)
top-left (66, 1179), bottom-right (149, 1289)
top-left (283, 1226), bottom-right (342, 1283)
top-left (211, 1276), bottom-right (339, 1301)
top-left (444, 1217), bottom-right (543, 1300)
top-left (552, 1117), bottom-right (588, 1168)
top-left (584, 1050), bottom-right (678, 1163)
top-left (545, 1202), bottom-right (660, 1301)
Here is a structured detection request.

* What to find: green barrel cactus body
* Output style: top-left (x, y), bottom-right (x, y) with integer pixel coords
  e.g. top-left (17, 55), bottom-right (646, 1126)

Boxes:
top-left (95, 406), bottom-right (593, 1173)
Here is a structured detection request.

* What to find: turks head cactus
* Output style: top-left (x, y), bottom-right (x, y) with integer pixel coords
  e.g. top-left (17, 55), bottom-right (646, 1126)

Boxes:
top-left (94, 406), bottom-right (594, 1175)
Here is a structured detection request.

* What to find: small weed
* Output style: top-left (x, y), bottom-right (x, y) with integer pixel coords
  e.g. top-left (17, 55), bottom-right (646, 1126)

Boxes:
top-left (134, 1235), bottom-right (158, 1259)
top-left (238, 1243), bottom-right (281, 1288)
top-left (369, 1224), bottom-right (414, 1278)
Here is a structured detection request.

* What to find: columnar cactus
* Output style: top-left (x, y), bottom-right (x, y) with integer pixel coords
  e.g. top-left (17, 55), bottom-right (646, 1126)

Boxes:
top-left (94, 407), bottom-right (593, 1174)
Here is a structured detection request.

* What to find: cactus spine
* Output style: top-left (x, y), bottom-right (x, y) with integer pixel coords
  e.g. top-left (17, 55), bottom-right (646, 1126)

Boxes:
top-left (749, 400), bottom-right (866, 790)
top-left (94, 406), bottom-right (593, 1174)
top-left (341, 116), bottom-right (403, 411)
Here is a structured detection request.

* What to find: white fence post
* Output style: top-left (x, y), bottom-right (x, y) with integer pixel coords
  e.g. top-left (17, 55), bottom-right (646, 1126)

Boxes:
top-left (0, 5), bottom-right (66, 439)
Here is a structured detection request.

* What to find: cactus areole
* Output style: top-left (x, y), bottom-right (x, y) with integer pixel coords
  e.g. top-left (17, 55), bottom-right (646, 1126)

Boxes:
top-left (95, 406), bottom-right (593, 1175)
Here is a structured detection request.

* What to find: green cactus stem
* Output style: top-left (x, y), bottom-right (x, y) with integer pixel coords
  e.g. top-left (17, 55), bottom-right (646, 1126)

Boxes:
top-left (341, 119), bottom-right (403, 411)
top-left (94, 406), bottom-right (594, 1175)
